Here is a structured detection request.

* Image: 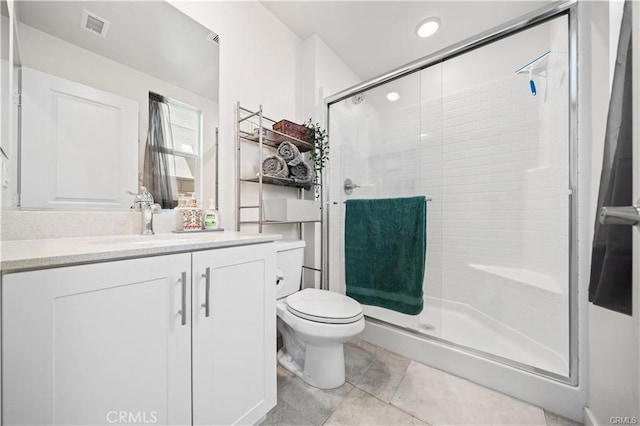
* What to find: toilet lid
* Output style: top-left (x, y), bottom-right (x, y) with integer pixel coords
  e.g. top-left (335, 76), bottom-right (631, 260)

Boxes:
top-left (286, 289), bottom-right (363, 324)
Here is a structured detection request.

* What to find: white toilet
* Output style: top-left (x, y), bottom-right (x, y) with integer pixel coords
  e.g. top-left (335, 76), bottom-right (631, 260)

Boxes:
top-left (275, 240), bottom-right (365, 389)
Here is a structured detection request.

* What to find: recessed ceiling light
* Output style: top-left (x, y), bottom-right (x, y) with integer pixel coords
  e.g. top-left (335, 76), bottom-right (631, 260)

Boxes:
top-left (416, 17), bottom-right (441, 38)
top-left (386, 92), bottom-right (400, 102)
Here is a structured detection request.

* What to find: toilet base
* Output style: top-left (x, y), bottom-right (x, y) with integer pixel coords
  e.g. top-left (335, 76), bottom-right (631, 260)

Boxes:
top-left (277, 344), bottom-right (346, 390)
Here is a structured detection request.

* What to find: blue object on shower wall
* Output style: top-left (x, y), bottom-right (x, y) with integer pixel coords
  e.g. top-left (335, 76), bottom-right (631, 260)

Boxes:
top-left (344, 196), bottom-right (426, 315)
top-left (515, 50), bottom-right (550, 96)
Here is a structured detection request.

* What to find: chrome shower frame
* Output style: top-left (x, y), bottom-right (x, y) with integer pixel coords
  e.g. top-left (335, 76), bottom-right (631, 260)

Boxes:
top-left (323, 0), bottom-right (579, 385)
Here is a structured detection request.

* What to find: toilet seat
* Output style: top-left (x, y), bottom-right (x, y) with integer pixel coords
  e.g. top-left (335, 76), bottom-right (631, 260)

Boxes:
top-left (286, 289), bottom-right (363, 324)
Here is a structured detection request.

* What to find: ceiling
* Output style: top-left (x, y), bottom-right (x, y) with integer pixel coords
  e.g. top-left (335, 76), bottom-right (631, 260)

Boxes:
top-left (261, 1), bottom-right (552, 82)
top-left (17, 1), bottom-right (219, 100)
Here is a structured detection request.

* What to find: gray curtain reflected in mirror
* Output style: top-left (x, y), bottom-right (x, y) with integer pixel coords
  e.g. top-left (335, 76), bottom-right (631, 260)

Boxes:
top-left (143, 92), bottom-right (178, 209)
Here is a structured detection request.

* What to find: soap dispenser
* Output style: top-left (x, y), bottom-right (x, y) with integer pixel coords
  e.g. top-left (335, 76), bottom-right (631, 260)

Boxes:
top-left (204, 199), bottom-right (220, 230)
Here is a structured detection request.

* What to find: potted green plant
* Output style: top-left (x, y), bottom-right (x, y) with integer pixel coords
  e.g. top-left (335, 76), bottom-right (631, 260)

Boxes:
top-left (304, 119), bottom-right (329, 177)
top-left (304, 119), bottom-right (328, 199)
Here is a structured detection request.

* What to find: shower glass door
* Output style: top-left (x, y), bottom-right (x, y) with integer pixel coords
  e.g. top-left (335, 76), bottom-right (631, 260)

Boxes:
top-left (327, 70), bottom-right (444, 337)
top-left (328, 14), bottom-right (570, 377)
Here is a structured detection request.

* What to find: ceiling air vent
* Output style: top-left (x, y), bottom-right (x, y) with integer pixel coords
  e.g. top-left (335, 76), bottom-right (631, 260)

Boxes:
top-left (206, 32), bottom-right (219, 44)
top-left (81, 9), bottom-right (110, 38)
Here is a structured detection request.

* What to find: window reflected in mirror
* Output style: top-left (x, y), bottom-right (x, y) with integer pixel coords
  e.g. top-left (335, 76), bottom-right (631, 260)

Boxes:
top-left (143, 92), bottom-right (202, 209)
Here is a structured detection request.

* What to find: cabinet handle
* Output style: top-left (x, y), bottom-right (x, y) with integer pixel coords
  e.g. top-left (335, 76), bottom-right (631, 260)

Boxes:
top-left (179, 271), bottom-right (187, 326)
top-left (201, 267), bottom-right (211, 318)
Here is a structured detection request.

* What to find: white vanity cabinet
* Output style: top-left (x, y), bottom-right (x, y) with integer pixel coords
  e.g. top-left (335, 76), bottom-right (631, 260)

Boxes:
top-left (2, 254), bottom-right (193, 426)
top-left (2, 241), bottom-right (277, 426)
top-left (192, 244), bottom-right (276, 425)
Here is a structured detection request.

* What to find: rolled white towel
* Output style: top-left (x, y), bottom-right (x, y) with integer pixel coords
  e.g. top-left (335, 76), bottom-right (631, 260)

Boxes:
top-left (277, 141), bottom-right (303, 166)
top-left (262, 155), bottom-right (288, 178)
top-left (289, 160), bottom-right (314, 183)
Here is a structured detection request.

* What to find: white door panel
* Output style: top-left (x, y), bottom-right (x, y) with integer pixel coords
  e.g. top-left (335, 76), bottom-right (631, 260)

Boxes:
top-left (20, 67), bottom-right (138, 209)
top-left (55, 94), bottom-right (120, 200)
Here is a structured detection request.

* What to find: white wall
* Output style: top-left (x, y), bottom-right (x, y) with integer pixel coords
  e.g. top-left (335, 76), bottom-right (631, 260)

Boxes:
top-left (1, 55), bottom-right (9, 208)
top-left (300, 33), bottom-right (360, 288)
top-left (1, 14), bottom-right (8, 61)
top-left (1, 6), bottom-right (20, 211)
top-left (303, 34), bottom-right (360, 119)
top-left (586, 0), bottom-right (639, 424)
top-left (1, 15), bottom-right (9, 162)
top-left (609, 0), bottom-right (625, 89)
top-left (16, 22), bottom-right (218, 205)
top-left (169, 1), bottom-right (304, 234)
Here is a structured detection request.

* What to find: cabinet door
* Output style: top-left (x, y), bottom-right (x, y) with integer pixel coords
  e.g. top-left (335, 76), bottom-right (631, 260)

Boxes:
top-left (2, 254), bottom-right (191, 426)
top-left (192, 243), bottom-right (276, 425)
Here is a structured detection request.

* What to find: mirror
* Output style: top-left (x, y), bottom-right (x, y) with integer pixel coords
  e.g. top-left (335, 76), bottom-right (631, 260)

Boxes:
top-left (1, 1), bottom-right (10, 158)
top-left (2, 0), bottom-right (21, 209)
top-left (7, 1), bottom-right (219, 210)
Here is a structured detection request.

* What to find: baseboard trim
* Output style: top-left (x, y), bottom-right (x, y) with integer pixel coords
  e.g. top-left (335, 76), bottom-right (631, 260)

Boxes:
top-left (584, 407), bottom-right (597, 426)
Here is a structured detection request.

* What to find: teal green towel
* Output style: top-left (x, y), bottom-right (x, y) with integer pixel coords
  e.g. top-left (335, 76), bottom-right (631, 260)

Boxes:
top-left (345, 196), bottom-right (426, 315)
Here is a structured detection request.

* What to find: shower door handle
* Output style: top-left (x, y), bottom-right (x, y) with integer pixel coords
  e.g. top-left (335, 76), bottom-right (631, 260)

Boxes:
top-left (599, 200), bottom-right (640, 227)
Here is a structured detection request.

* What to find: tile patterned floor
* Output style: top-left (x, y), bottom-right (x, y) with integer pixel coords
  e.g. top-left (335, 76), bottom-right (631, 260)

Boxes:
top-left (262, 339), bottom-right (583, 426)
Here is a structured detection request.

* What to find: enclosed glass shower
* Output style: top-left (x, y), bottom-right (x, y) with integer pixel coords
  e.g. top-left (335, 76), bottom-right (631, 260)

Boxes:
top-left (327, 14), bottom-right (573, 379)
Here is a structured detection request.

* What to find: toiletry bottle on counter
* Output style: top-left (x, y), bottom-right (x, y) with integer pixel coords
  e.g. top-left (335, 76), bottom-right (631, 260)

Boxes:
top-left (176, 195), bottom-right (203, 231)
top-left (204, 199), bottom-right (220, 230)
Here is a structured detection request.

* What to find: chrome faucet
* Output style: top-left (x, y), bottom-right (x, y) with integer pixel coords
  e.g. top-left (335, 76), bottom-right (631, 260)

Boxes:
top-left (130, 187), bottom-right (162, 235)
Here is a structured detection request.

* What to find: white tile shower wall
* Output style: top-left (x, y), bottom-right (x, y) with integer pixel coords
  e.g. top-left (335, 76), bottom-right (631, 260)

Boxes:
top-left (366, 63), bottom-right (569, 368)
top-left (329, 99), bottom-right (377, 295)
top-left (444, 76), bottom-right (566, 366)
top-left (357, 77), bottom-right (444, 334)
top-left (329, 23), bottom-right (570, 372)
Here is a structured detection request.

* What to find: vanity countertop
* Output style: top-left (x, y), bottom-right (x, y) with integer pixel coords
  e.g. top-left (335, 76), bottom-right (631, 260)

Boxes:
top-left (1, 232), bottom-right (282, 273)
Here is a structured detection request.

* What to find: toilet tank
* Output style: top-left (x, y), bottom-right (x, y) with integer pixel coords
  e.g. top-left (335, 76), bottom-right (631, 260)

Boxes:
top-left (275, 239), bottom-right (306, 299)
